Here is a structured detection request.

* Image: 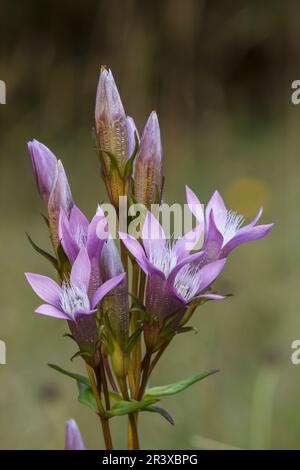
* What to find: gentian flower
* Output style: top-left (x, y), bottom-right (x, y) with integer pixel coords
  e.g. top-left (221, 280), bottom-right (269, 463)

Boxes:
top-left (186, 186), bottom-right (273, 261)
top-left (28, 139), bottom-right (74, 248)
top-left (134, 111), bottom-right (163, 208)
top-left (120, 213), bottom-right (225, 349)
top-left (25, 247), bottom-right (125, 360)
top-left (65, 419), bottom-right (86, 450)
top-left (120, 213), bottom-right (206, 316)
top-left (59, 206), bottom-right (108, 293)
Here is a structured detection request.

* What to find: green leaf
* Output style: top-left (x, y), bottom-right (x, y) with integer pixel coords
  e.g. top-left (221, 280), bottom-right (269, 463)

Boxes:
top-left (48, 363), bottom-right (90, 386)
top-left (77, 382), bottom-right (97, 411)
top-left (144, 405), bottom-right (175, 426)
top-left (48, 363), bottom-right (123, 411)
top-left (144, 369), bottom-right (219, 399)
top-left (107, 397), bottom-right (157, 418)
top-left (26, 233), bottom-right (57, 269)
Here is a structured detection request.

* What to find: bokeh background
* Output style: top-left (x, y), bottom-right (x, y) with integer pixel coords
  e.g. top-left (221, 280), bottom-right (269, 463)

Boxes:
top-left (0, 0), bottom-right (299, 449)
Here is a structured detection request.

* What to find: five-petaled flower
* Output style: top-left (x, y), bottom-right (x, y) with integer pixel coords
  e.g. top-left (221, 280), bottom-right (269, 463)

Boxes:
top-left (25, 247), bottom-right (125, 358)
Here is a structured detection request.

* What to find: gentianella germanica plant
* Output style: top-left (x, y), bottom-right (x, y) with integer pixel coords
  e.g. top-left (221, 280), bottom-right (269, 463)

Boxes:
top-left (25, 66), bottom-right (273, 450)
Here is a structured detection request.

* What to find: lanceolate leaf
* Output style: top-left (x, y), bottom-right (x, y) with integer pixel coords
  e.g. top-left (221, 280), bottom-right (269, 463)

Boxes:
top-left (144, 370), bottom-right (219, 399)
top-left (48, 363), bottom-right (90, 386)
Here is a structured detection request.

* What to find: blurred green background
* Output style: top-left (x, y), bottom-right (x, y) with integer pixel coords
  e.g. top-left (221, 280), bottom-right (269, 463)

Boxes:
top-left (0, 0), bottom-right (299, 449)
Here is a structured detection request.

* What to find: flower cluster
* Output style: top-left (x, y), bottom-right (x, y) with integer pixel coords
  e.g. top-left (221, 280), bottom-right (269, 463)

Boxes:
top-left (25, 67), bottom-right (273, 450)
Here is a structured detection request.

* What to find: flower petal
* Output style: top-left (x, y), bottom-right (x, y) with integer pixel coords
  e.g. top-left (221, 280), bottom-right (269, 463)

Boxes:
top-left (91, 273), bottom-right (126, 308)
top-left (69, 205), bottom-right (89, 235)
top-left (221, 223), bottom-right (274, 257)
top-left (87, 212), bottom-right (107, 260)
top-left (65, 419), bottom-right (86, 450)
top-left (185, 186), bottom-right (204, 225)
top-left (142, 212), bottom-right (166, 259)
top-left (25, 273), bottom-right (62, 307)
top-left (58, 209), bottom-right (79, 264)
top-left (70, 247), bottom-right (91, 291)
top-left (203, 210), bottom-right (224, 261)
top-left (196, 258), bottom-right (227, 293)
top-left (174, 224), bottom-right (204, 260)
top-left (35, 304), bottom-right (70, 319)
top-left (243, 207), bottom-right (263, 230)
top-left (205, 190), bottom-right (227, 233)
top-left (198, 294), bottom-right (225, 300)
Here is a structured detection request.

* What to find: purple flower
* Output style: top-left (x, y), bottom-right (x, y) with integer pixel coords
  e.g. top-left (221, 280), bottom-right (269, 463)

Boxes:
top-left (120, 212), bottom-right (215, 319)
top-left (65, 419), bottom-right (86, 450)
top-left (186, 186), bottom-right (273, 261)
top-left (28, 140), bottom-right (74, 247)
top-left (134, 111), bottom-right (163, 208)
top-left (25, 247), bottom-right (125, 356)
top-left (59, 206), bottom-right (108, 294)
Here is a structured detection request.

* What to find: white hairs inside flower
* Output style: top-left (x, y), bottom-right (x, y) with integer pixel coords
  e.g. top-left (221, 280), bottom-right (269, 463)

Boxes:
top-left (222, 210), bottom-right (245, 245)
top-left (174, 264), bottom-right (202, 302)
top-left (149, 240), bottom-right (178, 277)
top-left (60, 282), bottom-right (90, 316)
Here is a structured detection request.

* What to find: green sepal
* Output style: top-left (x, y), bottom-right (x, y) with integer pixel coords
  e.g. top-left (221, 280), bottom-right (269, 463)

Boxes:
top-left (26, 233), bottom-right (58, 269)
top-left (100, 149), bottom-right (122, 178)
top-left (144, 369), bottom-right (219, 399)
top-left (40, 213), bottom-right (50, 227)
top-left (56, 242), bottom-right (71, 275)
top-left (126, 327), bottom-right (143, 353)
top-left (123, 131), bottom-right (139, 179)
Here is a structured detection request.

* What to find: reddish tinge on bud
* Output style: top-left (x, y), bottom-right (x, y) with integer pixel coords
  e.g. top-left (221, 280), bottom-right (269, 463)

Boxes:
top-left (48, 160), bottom-right (73, 249)
top-left (95, 67), bottom-right (130, 208)
top-left (28, 139), bottom-right (57, 205)
top-left (134, 111), bottom-right (163, 209)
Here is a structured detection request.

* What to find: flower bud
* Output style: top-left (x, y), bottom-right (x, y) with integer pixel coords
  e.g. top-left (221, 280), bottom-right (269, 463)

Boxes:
top-left (100, 238), bottom-right (129, 350)
top-left (134, 111), bottom-right (163, 209)
top-left (28, 139), bottom-right (57, 205)
top-left (65, 419), bottom-right (86, 450)
top-left (95, 67), bottom-right (129, 208)
top-left (48, 160), bottom-right (73, 249)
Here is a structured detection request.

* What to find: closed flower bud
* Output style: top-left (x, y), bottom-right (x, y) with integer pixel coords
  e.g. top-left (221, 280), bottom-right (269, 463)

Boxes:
top-left (65, 419), bottom-right (86, 450)
top-left (134, 111), bottom-right (163, 209)
top-left (95, 67), bottom-right (129, 208)
top-left (100, 237), bottom-right (129, 350)
top-left (48, 160), bottom-right (73, 249)
top-left (28, 139), bottom-right (58, 205)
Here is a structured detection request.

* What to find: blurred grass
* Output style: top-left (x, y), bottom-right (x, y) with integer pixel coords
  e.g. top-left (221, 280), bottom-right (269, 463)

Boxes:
top-left (0, 0), bottom-right (299, 449)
